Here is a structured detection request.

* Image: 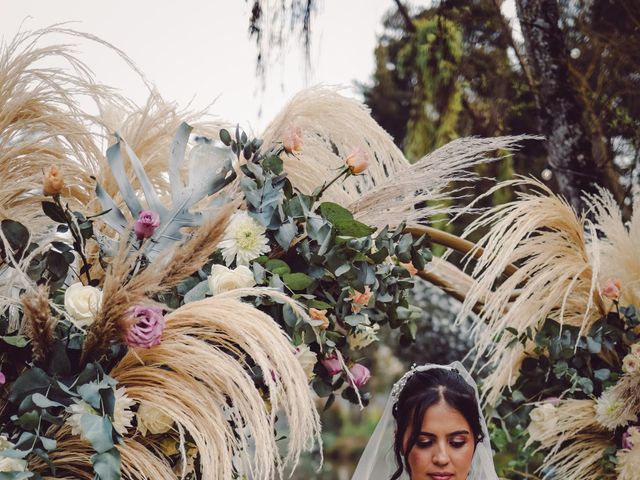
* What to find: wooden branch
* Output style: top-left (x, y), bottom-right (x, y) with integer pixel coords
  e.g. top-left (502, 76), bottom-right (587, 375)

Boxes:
top-left (393, 0), bottom-right (417, 33)
top-left (490, 0), bottom-right (535, 92)
top-left (404, 225), bottom-right (519, 277)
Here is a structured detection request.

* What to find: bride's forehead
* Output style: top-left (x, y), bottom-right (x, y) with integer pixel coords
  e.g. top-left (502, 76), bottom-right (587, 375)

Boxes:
top-left (415, 401), bottom-right (472, 432)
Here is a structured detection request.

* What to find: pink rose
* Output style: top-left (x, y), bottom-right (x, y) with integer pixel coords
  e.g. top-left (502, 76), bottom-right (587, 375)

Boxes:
top-left (622, 426), bottom-right (640, 450)
top-left (125, 306), bottom-right (165, 349)
top-left (283, 126), bottom-right (303, 154)
top-left (0, 371), bottom-right (5, 386)
top-left (134, 209), bottom-right (161, 240)
top-left (348, 363), bottom-right (371, 389)
top-left (321, 353), bottom-right (342, 376)
top-left (602, 278), bottom-right (622, 300)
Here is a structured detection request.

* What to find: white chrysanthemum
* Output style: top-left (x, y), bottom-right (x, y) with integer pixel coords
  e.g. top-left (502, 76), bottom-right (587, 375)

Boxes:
top-left (347, 323), bottom-right (380, 350)
top-left (113, 387), bottom-right (135, 435)
top-left (617, 431), bottom-right (640, 480)
top-left (218, 212), bottom-right (270, 266)
top-left (66, 387), bottom-right (135, 438)
top-left (595, 388), bottom-right (638, 430)
top-left (294, 344), bottom-right (317, 381)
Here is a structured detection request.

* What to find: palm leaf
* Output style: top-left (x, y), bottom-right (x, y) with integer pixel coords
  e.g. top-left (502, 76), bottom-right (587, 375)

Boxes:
top-left (95, 123), bottom-right (236, 259)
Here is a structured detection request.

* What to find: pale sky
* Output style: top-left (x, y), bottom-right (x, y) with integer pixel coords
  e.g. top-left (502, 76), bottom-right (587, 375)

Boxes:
top-left (1, 1), bottom-right (517, 133)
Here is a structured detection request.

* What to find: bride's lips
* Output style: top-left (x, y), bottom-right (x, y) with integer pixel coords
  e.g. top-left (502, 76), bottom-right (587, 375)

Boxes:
top-left (428, 473), bottom-right (454, 480)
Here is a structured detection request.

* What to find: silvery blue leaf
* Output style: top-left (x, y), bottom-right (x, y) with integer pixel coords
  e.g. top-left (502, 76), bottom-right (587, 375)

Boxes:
top-left (94, 183), bottom-right (127, 233)
top-left (169, 122), bottom-right (192, 202)
top-left (105, 141), bottom-right (141, 217)
top-left (119, 134), bottom-right (167, 216)
top-left (96, 123), bottom-right (237, 261)
top-left (183, 279), bottom-right (210, 303)
top-left (186, 141), bottom-right (235, 207)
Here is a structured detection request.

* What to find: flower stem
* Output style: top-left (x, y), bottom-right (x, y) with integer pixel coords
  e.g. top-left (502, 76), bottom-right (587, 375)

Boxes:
top-left (314, 168), bottom-right (350, 201)
top-left (55, 196), bottom-right (92, 284)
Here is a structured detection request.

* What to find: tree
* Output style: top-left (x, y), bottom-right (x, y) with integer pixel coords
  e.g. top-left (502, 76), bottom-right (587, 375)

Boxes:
top-left (361, 0), bottom-right (639, 216)
top-left (515, 0), bottom-right (625, 212)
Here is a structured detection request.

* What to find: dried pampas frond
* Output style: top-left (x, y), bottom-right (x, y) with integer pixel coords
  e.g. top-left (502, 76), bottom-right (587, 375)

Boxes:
top-left (260, 87), bottom-right (408, 205)
top-left (526, 399), bottom-right (612, 480)
top-left (0, 27), bottom-right (113, 228)
top-left (595, 373), bottom-right (640, 430)
top-left (584, 188), bottom-right (640, 308)
top-left (20, 285), bottom-right (56, 363)
top-left (457, 178), bottom-right (605, 401)
top-left (540, 433), bottom-right (613, 480)
top-left (82, 203), bottom-right (234, 363)
top-left (350, 136), bottom-right (534, 228)
top-left (110, 296), bottom-right (321, 479)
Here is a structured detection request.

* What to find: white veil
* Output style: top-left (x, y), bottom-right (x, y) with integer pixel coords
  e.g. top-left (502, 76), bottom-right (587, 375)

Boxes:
top-left (351, 361), bottom-right (498, 480)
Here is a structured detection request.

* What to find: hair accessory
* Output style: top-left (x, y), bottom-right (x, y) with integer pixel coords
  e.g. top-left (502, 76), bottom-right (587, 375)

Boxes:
top-left (390, 363), bottom-right (456, 403)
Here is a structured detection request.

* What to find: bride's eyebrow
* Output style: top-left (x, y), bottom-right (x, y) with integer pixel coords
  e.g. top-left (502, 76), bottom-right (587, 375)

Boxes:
top-left (418, 430), bottom-right (470, 437)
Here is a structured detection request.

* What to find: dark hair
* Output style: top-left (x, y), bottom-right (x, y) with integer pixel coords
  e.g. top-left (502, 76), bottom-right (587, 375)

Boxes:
top-left (390, 367), bottom-right (484, 480)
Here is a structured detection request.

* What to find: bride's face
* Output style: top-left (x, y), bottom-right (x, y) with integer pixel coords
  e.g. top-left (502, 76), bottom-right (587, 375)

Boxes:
top-left (404, 400), bottom-right (475, 480)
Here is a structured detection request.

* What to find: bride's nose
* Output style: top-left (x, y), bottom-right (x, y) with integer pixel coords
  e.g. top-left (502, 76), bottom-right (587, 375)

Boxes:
top-left (432, 443), bottom-right (451, 466)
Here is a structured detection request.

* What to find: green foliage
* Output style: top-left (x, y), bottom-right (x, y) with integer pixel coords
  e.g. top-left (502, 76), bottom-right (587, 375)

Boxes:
top-left (398, 16), bottom-right (463, 159)
top-left (492, 305), bottom-right (640, 478)
top-left (223, 127), bottom-right (432, 404)
top-left (2, 364), bottom-right (123, 479)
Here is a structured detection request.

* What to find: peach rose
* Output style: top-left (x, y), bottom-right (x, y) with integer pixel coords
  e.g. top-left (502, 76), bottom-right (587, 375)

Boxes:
top-left (345, 147), bottom-right (370, 175)
top-left (309, 308), bottom-right (330, 330)
top-left (401, 262), bottom-right (418, 276)
top-left (43, 165), bottom-right (64, 196)
top-left (348, 286), bottom-right (373, 313)
top-left (283, 126), bottom-right (303, 154)
top-left (602, 278), bottom-right (622, 300)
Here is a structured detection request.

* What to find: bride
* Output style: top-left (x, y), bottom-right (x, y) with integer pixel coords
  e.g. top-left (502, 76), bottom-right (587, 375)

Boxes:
top-left (351, 362), bottom-right (499, 480)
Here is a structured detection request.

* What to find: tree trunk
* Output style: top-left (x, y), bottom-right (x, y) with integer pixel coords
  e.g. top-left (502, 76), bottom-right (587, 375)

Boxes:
top-left (515, 0), bottom-right (623, 213)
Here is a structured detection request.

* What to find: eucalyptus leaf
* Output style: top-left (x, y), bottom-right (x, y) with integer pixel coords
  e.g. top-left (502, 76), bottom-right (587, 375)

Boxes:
top-left (183, 280), bottom-right (211, 303)
top-left (77, 383), bottom-right (102, 410)
top-left (335, 264), bottom-right (351, 277)
top-left (1, 335), bottom-right (29, 347)
top-left (275, 222), bottom-right (297, 249)
top-left (16, 410), bottom-right (40, 430)
top-left (39, 437), bottom-right (56, 451)
top-left (92, 448), bottom-right (121, 480)
top-left (80, 414), bottom-right (114, 454)
top-left (31, 393), bottom-right (64, 409)
top-left (8, 368), bottom-right (51, 404)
